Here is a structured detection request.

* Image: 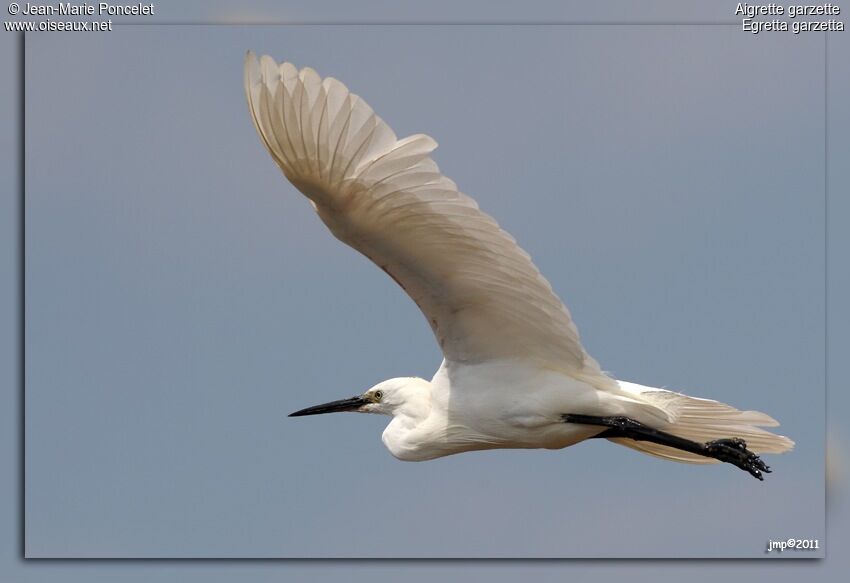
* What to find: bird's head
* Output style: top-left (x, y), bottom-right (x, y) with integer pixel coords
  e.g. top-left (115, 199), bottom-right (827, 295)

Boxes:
top-left (288, 377), bottom-right (431, 418)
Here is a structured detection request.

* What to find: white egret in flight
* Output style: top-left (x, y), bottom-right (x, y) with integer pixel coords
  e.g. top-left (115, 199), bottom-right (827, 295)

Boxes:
top-left (244, 52), bottom-right (793, 480)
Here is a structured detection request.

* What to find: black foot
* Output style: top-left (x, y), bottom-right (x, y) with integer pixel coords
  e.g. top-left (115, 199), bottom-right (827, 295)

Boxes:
top-left (705, 438), bottom-right (771, 481)
top-left (563, 414), bottom-right (772, 481)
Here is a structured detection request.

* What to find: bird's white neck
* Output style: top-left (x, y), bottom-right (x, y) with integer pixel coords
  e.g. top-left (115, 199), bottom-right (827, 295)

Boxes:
top-left (375, 377), bottom-right (436, 460)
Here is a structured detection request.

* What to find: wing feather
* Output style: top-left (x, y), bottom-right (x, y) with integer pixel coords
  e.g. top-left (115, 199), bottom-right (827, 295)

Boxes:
top-left (245, 53), bottom-right (612, 387)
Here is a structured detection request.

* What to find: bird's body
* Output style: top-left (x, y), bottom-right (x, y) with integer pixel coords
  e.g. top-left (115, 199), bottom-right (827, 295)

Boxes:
top-left (377, 361), bottom-right (605, 461)
top-left (245, 52), bottom-right (793, 479)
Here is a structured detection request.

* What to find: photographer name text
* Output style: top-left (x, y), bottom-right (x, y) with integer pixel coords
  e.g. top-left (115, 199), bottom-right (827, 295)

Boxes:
top-left (13, 2), bottom-right (152, 16)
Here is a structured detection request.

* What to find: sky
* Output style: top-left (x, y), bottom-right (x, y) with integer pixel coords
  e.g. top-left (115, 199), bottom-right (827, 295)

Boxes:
top-left (3, 0), bottom-right (850, 580)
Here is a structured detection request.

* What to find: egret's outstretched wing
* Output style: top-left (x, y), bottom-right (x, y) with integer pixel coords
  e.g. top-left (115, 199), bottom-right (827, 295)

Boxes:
top-left (245, 53), bottom-right (610, 384)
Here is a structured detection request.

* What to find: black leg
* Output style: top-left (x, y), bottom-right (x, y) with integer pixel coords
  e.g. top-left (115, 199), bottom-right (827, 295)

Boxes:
top-left (563, 413), bottom-right (771, 481)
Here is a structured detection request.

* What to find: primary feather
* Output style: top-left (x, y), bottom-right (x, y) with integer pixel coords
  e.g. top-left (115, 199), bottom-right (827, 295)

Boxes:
top-left (244, 52), bottom-right (610, 387)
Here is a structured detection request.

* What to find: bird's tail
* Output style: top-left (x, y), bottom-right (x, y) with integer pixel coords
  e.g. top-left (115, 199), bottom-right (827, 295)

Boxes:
top-left (610, 382), bottom-right (794, 464)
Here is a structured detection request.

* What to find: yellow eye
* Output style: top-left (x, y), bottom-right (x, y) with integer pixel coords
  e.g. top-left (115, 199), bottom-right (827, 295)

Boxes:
top-left (374, 390), bottom-right (383, 401)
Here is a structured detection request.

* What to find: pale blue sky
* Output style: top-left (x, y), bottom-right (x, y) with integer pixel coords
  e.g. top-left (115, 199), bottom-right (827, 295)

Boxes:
top-left (23, 24), bottom-right (824, 557)
top-left (3, 0), bottom-right (850, 579)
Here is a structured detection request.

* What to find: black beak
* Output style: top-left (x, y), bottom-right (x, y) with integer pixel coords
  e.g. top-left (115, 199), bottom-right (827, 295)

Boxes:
top-left (288, 396), bottom-right (369, 417)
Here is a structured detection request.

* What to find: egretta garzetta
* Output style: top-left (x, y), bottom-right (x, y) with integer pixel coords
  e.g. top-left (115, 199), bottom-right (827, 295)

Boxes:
top-left (244, 53), bottom-right (793, 480)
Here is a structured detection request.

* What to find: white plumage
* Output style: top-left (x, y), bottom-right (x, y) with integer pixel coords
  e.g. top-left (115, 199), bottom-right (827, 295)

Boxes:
top-left (244, 52), bottom-right (792, 477)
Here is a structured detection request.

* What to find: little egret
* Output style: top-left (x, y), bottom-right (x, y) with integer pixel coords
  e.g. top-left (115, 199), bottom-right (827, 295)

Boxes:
top-left (244, 53), bottom-right (793, 480)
